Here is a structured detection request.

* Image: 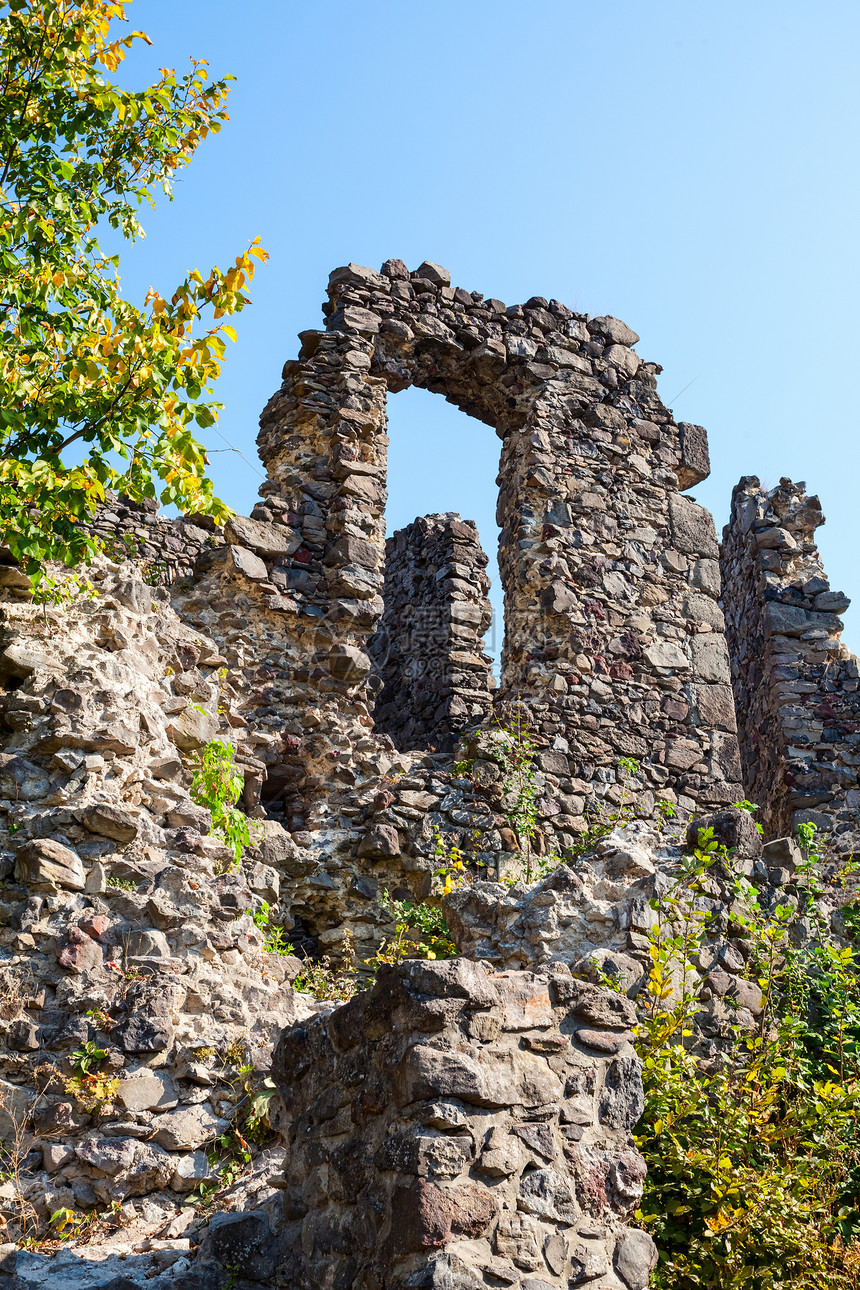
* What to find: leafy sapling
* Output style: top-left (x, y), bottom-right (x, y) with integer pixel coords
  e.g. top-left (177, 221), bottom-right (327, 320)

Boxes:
top-left (190, 739), bottom-right (251, 866)
top-left (0, 2), bottom-right (268, 588)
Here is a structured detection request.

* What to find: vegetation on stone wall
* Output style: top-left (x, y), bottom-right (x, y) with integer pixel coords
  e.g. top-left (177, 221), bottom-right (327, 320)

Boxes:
top-left (190, 737), bottom-right (251, 864)
top-left (636, 824), bottom-right (860, 1289)
top-left (0, 0), bottom-right (266, 586)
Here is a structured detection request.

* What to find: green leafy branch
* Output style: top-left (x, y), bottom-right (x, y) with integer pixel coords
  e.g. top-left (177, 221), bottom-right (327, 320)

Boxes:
top-left (190, 737), bottom-right (250, 866)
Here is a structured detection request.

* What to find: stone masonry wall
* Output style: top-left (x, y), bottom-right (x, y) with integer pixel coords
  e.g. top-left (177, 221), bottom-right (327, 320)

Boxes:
top-left (0, 555), bottom-right (322, 1278)
top-left (63, 261), bottom-right (749, 964)
top-left (73, 263), bottom-right (747, 859)
top-left (721, 476), bottom-right (860, 850)
top-left (8, 257), bottom-right (860, 1289)
top-left (86, 494), bottom-right (224, 585)
top-left (254, 260), bottom-right (744, 840)
top-left (443, 809), bottom-right (811, 1066)
top-left (369, 513), bottom-right (494, 753)
top-left (14, 259), bottom-right (851, 1290)
top-left (272, 957), bottom-right (656, 1290)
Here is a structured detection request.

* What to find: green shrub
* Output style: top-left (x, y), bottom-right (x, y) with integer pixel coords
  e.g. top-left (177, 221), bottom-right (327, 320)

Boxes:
top-left (366, 888), bottom-right (457, 973)
top-left (635, 824), bottom-right (860, 1288)
top-left (190, 738), bottom-right (250, 865)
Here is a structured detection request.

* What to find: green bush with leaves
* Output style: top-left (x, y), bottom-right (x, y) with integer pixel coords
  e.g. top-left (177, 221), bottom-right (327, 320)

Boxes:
top-left (366, 888), bottom-right (457, 973)
top-left (635, 822), bottom-right (860, 1289)
top-left (0, 0), bottom-right (267, 585)
top-left (190, 738), bottom-right (250, 865)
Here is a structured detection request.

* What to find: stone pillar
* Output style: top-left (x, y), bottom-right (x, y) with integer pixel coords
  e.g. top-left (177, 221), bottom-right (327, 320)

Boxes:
top-left (494, 357), bottom-right (742, 831)
top-left (369, 513), bottom-right (494, 752)
top-left (248, 320), bottom-right (391, 833)
top-left (721, 476), bottom-right (860, 849)
top-left (272, 957), bottom-right (656, 1290)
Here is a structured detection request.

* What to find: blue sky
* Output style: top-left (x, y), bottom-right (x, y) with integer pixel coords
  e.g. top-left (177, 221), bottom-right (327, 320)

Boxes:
top-left (118, 0), bottom-right (860, 655)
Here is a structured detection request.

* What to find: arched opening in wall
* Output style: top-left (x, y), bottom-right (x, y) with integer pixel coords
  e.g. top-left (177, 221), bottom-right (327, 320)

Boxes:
top-left (369, 384), bottom-right (503, 754)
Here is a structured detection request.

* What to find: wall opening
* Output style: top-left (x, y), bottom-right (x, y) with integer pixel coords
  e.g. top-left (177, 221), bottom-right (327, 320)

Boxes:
top-left (384, 384), bottom-right (503, 665)
top-left (369, 385), bottom-right (503, 752)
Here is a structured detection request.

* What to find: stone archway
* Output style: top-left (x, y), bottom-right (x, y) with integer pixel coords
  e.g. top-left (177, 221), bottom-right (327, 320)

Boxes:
top-left (255, 258), bottom-right (742, 832)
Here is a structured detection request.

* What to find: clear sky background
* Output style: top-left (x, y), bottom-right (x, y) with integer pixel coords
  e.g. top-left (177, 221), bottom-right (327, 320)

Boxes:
top-left (116, 0), bottom-right (860, 658)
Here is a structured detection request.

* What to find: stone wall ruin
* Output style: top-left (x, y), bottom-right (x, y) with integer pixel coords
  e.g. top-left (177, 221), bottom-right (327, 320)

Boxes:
top-left (4, 258), bottom-right (860, 1288)
top-left (61, 260), bottom-right (755, 853)
top-left (253, 258), bottom-right (745, 839)
top-left (721, 475), bottom-right (860, 850)
top-left (271, 958), bottom-right (655, 1290)
top-left (70, 257), bottom-right (755, 977)
top-left (87, 492), bottom-right (224, 585)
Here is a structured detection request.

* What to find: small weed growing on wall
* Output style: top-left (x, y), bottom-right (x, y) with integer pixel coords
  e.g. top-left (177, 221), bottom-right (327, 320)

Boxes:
top-left (450, 735), bottom-right (647, 888)
top-left (189, 1127), bottom-right (254, 1212)
top-left (494, 709), bottom-right (541, 879)
top-left (563, 756), bottom-right (642, 865)
top-left (0, 1082), bottom-right (41, 1244)
top-left (64, 1042), bottom-right (120, 1112)
top-left (453, 708), bottom-right (548, 885)
top-left (501, 840), bottom-right (563, 889)
top-left (432, 827), bottom-right (470, 895)
top-left (187, 1041), bottom-right (282, 1212)
top-left (140, 556), bottom-right (168, 586)
top-left (732, 798), bottom-right (764, 834)
top-left (63, 1070), bottom-right (120, 1114)
top-left (293, 929), bottom-right (358, 1003)
top-left (106, 874), bottom-right (136, 891)
top-left (366, 888), bottom-right (457, 975)
top-left (85, 1008), bottom-right (116, 1033)
top-left (190, 738), bottom-right (251, 865)
top-left (47, 1206), bottom-right (101, 1244)
top-left (70, 1041), bottom-right (107, 1074)
top-left (31, 569), bottom-right (97, 612)
top-left (249, 901), bottom-right (295, 956)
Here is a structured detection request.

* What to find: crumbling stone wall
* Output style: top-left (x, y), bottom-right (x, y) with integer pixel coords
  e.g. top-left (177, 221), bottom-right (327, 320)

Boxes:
top-left (254, 260), bottom-right (744, 841)
top-left (8, 257), bottom-right (860, 1289)
top-left (442, 808), bottom-right (814, 1064)
top-left (71, 263), bottom-right (749, 865)
top-left (0, 556), bottom-right (318, 1269)
top-left (272, 957), bottom-right (656, 1290)
top-left (87, 493), bottom-right (224, 584)
top-left (61, 260), bottom-right (752, 962)
top-left (721, 476), bottom-right (860, 850)
top-left (369, 512), bottom-right (494, 753)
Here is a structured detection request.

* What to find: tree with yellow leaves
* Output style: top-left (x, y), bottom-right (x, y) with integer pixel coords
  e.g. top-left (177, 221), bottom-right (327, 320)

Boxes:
top-left (0, 0), bottom-right (266, 582)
